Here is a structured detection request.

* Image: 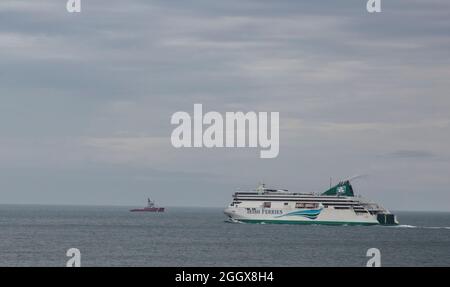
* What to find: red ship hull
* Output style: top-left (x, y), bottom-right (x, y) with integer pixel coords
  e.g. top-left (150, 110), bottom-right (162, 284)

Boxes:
top-left (130, 207), bottom-right (165, 212)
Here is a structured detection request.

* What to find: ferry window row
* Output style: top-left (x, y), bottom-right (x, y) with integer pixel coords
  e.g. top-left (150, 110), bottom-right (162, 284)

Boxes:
top-left (295, 202), bottom-right (319, 209)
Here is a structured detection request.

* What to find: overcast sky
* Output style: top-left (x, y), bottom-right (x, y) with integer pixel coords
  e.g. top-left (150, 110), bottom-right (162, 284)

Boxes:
top-left (0, 0), bottom-right (449, 211)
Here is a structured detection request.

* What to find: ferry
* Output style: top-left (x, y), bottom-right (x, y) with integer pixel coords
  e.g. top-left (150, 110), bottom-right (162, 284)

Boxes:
top-left (130, 198), bottom-right (165, 212)
top-left (224, 180), bottom-right (398, 225)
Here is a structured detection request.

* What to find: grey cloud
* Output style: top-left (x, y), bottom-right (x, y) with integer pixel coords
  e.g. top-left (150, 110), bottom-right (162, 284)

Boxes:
top-left (0, 0), bottom-right (449, 210)
top-left (387, 150), bottom-right (436, 159)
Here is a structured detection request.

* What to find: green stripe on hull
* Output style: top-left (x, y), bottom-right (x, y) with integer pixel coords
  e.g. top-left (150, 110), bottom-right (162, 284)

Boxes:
top-left (238, 219), bottom-right (379, 226)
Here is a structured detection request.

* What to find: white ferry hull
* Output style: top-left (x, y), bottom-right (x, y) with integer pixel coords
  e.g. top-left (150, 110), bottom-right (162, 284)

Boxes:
top-left (224, 206), bottom-right (379, 225)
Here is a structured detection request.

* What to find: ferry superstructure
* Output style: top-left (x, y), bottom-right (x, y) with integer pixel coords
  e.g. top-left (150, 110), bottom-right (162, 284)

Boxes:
top-left (224, 181), bottom-right (398, 225)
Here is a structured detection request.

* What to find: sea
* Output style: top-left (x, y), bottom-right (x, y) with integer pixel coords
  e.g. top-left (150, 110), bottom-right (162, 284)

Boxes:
top-left (0, 205), bottom-right (448, 267)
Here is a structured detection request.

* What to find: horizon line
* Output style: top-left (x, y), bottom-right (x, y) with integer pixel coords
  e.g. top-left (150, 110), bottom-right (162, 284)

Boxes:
top-left (0, 202), bottom-right (449, 213)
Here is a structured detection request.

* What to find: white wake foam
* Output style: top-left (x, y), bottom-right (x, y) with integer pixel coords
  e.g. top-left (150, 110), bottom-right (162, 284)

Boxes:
top-left (423, 226), bottom-right (450, 230)
top-left (393, 224), bottom-right (417, 228)
top-left (388, 224), bottom-right (450, 230)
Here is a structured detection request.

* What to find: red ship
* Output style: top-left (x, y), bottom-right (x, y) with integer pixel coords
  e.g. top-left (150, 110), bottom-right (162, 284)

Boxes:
top-left (130, 198), bottom-right (165, 212)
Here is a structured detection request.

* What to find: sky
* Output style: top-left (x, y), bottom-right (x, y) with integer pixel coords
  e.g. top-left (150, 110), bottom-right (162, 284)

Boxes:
top-left (0, 0), bottom-right (449, 211)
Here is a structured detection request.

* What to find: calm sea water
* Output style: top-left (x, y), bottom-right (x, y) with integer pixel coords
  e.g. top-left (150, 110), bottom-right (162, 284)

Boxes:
top-left (0, 205), bottom-right (448, 267)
